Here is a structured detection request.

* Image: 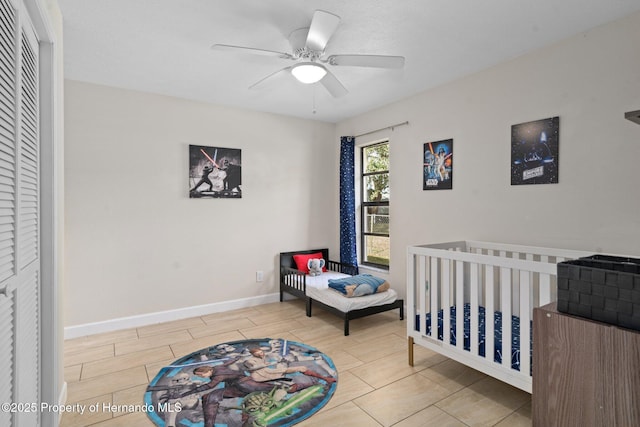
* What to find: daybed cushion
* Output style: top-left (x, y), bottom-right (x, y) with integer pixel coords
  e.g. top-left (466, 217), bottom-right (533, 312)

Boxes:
top-left (328, 274), bottom-right (390, 297)
top-left (292, 252), bottom-right (327, 274)
top-left (305, 271), bottom-right (398, 312)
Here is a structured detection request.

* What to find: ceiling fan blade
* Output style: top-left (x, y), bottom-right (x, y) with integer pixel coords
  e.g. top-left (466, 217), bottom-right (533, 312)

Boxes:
top-left (320, 70), bottom-right (348, 98)
top-left (211, 44), bottom-right (293, 60)
top-left (248, 66), bottom-right (293, 90)
top-left (305, 10), bottom-right (340, 52)
top-left (326, 54), bottom-right (405, 68)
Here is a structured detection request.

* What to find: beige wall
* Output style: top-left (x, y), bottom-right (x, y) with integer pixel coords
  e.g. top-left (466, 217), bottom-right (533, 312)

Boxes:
top-left (64, 81), bottom-right (336, 326)
top-left (336, 12), bottom-right (640, 298)
top-left (65, 11), bottom-right (639, 328)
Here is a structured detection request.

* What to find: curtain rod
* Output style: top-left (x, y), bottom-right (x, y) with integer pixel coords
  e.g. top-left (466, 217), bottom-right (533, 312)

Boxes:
top-left (354, 121), bottom-right (409, 138)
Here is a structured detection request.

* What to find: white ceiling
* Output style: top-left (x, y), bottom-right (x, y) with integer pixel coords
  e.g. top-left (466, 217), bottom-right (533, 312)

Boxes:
top-left (58, 0), bottom-right (640, 123)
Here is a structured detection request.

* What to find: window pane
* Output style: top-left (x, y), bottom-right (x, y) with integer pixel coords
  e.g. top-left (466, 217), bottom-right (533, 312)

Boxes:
top-left (361, 141), bottom-right (390, 268)
top-left (363, 235), bottom-right (389, 266)
top-left (364, 174), bottom-right (389, 202)
top-left (363, 144), bottom-right (389, 173)
top-left (363, 206), bottom-right (389, 234)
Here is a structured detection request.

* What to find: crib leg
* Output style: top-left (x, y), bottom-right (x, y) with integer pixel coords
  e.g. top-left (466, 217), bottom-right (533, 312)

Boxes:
top-left (306, 298), bottom-right (312, 317)
top-left (408, 336), bottom-right (414, 366)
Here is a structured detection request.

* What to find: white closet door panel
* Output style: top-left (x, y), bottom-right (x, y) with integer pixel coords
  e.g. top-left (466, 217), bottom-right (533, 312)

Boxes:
top-left (13, 11), bottom-right (40, 427)
top-left (0, 289), bottom-right (15, 427)
top-left (14, 266), bottom-right (38, 426)
top-left (18, 26), bottom-right (37, 269)
top-left (0, 0), bottom-right (14, 285)
top-left (0, 0), bottom-right (41, 425)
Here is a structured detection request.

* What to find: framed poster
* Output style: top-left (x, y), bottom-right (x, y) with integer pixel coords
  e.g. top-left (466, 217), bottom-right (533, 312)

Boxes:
top-left (423, 139), bottom-right (453, 190)
top-left (511, 116), bottom-right (559, 185)
top-left (189, 145), bottom-right (242, 198)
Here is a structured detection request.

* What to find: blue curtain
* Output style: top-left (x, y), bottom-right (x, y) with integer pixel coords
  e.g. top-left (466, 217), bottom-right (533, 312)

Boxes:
top-left (340, 136), bottom-right (358, 267)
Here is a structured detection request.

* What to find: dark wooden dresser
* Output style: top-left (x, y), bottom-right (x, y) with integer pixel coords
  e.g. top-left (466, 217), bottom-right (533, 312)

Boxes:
top-left (532, 302), bottom-right (640, 426)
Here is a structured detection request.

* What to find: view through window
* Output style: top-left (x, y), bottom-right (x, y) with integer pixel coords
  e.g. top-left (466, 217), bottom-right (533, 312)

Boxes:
top-left (361, 141), bottom-right (389, 268)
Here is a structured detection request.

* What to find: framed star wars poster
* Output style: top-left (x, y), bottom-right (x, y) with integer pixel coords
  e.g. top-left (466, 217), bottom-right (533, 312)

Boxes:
top-left (189, 145), bottom-right (242, 198)
top-left (511, 117), bottom-right (559, 185)
top-left (423, 139), bottom-right (453, 190)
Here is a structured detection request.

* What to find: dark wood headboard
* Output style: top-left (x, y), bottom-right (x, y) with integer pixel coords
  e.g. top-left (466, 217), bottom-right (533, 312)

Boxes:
top-left (279, 248), bottom-right (329, 270)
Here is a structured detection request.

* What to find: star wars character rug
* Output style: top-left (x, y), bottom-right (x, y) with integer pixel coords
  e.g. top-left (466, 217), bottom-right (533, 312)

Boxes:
top-left (145, 338), bottom-right (338, 427)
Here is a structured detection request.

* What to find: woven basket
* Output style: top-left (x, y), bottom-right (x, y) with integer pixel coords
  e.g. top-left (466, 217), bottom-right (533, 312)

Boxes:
top-left (557, 255), bottom-right (640, 331)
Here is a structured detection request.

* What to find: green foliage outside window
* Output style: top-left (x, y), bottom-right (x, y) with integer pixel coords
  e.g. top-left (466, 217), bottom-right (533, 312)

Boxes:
top-left (363, 143), bottom-right (389, 202)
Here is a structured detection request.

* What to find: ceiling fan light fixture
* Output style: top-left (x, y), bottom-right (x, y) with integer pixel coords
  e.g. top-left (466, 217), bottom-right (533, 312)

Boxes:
top-left (291, 62), bottom-right (327, 84)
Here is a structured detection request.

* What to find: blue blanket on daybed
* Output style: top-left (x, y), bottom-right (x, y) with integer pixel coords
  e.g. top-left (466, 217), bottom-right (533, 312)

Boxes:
top-left (415, 303), bottom-right (532, 372)
top-left (328, 274), bottom-right (386, 296)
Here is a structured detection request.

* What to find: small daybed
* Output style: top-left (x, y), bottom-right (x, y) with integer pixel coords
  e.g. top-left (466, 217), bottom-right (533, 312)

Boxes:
top-left (279, 248), bottom-right (404, 335)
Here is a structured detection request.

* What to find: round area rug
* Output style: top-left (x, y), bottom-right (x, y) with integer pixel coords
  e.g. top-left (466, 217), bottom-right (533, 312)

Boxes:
top-left (145, 338), bottom-right (337, 427)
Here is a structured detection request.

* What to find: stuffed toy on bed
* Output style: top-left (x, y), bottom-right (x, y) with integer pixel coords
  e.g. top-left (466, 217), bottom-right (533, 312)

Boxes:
top-left (307, 258), bottom-right (325, 276)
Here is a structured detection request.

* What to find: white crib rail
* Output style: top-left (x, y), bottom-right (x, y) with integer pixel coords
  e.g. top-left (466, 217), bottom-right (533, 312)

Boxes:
top-left (407, 241), bottom-right (591, 392)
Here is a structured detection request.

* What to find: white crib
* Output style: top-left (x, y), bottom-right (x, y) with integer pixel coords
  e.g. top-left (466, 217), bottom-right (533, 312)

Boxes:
top-left (407, 241), bottom-right (591, 393)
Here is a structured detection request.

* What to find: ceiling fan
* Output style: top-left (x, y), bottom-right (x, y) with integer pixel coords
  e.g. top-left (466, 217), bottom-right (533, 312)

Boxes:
top-left (211, 10), bottom-right (405, 98)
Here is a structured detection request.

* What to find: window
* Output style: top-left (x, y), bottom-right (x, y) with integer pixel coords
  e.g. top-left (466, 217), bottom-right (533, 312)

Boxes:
top-left (360, 141), bottom-right (389, 268)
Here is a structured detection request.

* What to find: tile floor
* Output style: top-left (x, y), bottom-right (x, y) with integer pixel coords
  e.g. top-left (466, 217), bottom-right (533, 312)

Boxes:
top-left (61, 300), bottom-right (532, 427)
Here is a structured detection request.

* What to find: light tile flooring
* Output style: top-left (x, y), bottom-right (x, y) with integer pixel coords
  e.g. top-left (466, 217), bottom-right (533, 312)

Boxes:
top-left (61, 300), bottom-right (532, 427)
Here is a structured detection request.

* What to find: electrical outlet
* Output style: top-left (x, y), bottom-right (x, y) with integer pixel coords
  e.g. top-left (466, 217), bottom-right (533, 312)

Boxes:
top-left (256, 271), bottom-right (264, 282)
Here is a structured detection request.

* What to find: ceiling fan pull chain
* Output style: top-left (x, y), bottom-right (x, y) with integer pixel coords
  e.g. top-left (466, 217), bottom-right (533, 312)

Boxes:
top-left (312, 85), bottom-right (317, 115)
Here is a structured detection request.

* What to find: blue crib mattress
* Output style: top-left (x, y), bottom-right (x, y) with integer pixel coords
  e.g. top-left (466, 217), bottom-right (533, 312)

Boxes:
top-left (415, 303), bottom-right (532, 372)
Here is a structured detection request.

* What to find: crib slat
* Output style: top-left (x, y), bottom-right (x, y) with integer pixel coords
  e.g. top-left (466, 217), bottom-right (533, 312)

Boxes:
top-left (519, 270), bottom-right (531, 377)
top-left (456, 260), bottom-right (464, 351)
top-left (470, 262), bottom-right (479, 356)
top-left (430, 257), bottom-right (439, 340)
top-left (539, 273), bottom-right (551, 307)
top-left (485, 266), bottom-right (494, 363)
top-left (409, 253), bottom-right (416, 334)
top-left (442, 258), bottom-right (450, 346)
top-left (501, 267), bottom-right (512, 368)
top-left (440, 258), bottom-right (453, 345)
top-left (526, 253), bottom-right (534, 310)
top-left (417, 254), bottom-right (426, 336)
top-left (455, 261), bottom-right (464, 350)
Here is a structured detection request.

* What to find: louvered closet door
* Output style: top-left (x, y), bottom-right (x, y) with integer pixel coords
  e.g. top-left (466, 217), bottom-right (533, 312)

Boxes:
top-left (0, 0), bottom-right (41, 425)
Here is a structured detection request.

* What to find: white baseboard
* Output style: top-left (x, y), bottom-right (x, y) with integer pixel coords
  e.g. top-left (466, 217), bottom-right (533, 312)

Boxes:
top-left (64, 293), bottom-right (281, 339)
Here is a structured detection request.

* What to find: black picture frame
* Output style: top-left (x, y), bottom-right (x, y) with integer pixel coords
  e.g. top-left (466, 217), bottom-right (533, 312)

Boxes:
top-left (511, 117), bottom-right (559, 185)
top-left (189, 144), bottom-right (242, 198)
top-left (423, 139), bottom-right (453, 190)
